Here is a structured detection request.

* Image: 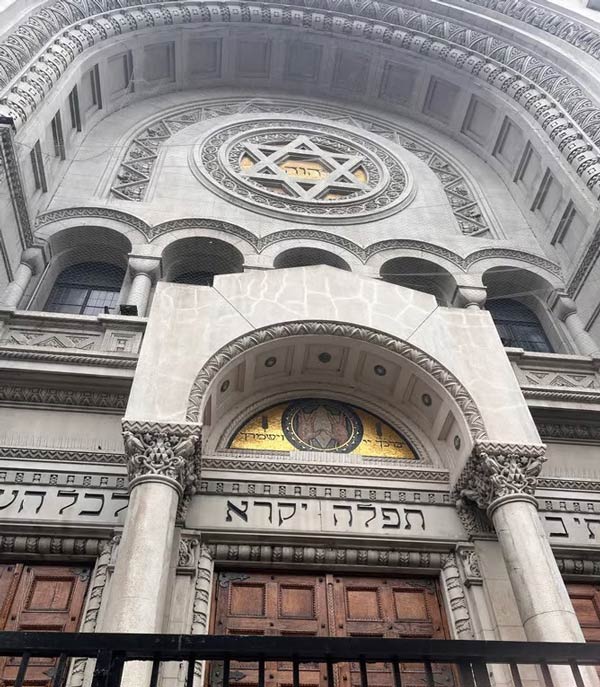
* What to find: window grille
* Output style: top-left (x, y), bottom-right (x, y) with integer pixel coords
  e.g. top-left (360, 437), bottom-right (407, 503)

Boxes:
top-left (486, 298), bottom-right (553, 352)
top-left (44, 262), bottom-right (124, 315)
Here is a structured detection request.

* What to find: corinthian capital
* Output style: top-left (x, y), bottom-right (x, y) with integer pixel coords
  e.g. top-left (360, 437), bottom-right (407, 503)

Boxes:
top-left (455, 441), bottom-right (546, 514)
top-left (122, 420), bottom-right (202, 497)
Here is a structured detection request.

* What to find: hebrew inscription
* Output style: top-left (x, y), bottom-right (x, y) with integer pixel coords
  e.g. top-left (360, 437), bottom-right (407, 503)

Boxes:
top-left (190, 495), bottom-right (464, 540)
top-left (0, 485), bottom-right (128, 525)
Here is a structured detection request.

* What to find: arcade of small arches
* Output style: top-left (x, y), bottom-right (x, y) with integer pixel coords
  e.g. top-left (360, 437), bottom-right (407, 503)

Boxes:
top-left (2, 217), bottom-right (599, 359)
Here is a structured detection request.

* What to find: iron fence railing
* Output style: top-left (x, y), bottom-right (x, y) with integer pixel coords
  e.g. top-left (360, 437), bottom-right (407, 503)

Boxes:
top-left (0, 632), bottom-right (598, 687)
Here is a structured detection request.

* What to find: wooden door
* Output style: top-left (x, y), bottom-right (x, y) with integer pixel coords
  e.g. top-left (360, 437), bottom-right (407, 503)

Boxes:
top-left (0, 564), bottom-right (90, 687)
top-left (213, 573), bottom-right (328, 687)
top-left (568, 583), bottom-right (600, 642)
top-left (330, 576), bottom-right (453, 687)
top-left (212, 572), bottom-right (453, 687)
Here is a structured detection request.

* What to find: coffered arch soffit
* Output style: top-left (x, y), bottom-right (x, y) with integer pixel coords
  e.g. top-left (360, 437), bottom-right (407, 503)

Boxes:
top-left (187, 320), bottom-right (487, 468)
top-left (34, 208), bottom-right (565, 285)
top-left (3, 1), bottom-right (600, 203)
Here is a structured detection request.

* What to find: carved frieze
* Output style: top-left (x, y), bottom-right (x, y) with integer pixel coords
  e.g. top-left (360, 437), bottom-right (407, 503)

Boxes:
top-left (454, 441), bottom-right (547, 512)
top-left (2, 1), bottom-right (600, 200)
top-left (122, 421), bottom-right (202, 497)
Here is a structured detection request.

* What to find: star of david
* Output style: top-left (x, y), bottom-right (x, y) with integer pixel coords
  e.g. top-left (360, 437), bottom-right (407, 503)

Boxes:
top-left (239, 135), bottom-right (371, 200)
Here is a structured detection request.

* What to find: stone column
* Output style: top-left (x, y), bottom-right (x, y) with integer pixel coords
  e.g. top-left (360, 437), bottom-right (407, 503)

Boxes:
top-left (124, 257), bottom-right (160, 317)
top-left (550, 292), bottom-right (600, 357)
top-left (103, 421), bottom-right (201, 685)
top-left (456, 442), bottom-right (596, 686)
top-left (1, 246), bottom-right (46, 307)
top-left (191, 543), bottom-right (214, 687)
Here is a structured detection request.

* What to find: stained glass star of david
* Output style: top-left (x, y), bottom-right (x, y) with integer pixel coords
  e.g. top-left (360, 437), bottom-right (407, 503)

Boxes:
top-left (238, 135), bottom-right (371, 201)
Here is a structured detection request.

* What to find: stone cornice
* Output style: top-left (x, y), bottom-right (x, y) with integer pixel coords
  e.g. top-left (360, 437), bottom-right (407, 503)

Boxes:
top-left (454, 441), bottom-right (547, 513)
top-left (122, 420), bottom-right (202, 497)
top-left (1, 1), bottom-right (600, 200)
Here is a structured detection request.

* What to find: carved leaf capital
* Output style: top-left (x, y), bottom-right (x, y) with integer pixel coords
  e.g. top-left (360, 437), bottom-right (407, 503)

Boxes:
top-left (454, 441), bottom-right (547, 512)
top-left (122, 420), bottom-right (202, 498)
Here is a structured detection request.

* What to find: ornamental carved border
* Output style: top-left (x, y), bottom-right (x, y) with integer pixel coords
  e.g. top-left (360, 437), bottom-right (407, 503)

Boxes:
top-left (185, 319), bottom-right (487, 441)
top-left (110, 97), bottom-right (487, 234)
top-left (2, 2), bottom-right (600, 200)
top-left (34, 208), bottom-right (563, 278)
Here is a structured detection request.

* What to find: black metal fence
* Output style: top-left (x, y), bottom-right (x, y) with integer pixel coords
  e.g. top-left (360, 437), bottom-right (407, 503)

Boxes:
top-left (0, 632), bottom-right (599, 687)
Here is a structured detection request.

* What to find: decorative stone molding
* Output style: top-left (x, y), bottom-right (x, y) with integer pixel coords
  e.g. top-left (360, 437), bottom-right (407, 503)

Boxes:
top-left (454, 441), bottom-right (547, 513)
top-left (441, 554), bottom-right (475, 639)
top-left (0, 385), bottom-right (127, 410)
top-left (208, 542), bottom-right (449, 569)
top-left (463, 0), bottom-right (600, 61)
top-left (0, 123), bottom-right (32, 247)
top-left (0, 533), bottom-right (106, 556)
top-left (186, 320), bottom-right (487, 442)
top-left (0, 445), bottom-right (124, 465)
top-left (538, 477), bottom-right (600, 491)
top-left (34, 207), bottom-right (562, 278)
top-left (556, 556), bottom-right (600, 577)
top-left (202, 455), bottom-right (447, 482)
top-left (0, 348), bottom-right (138, 368)
top-left (457, 546), bottom-right (483, 586)
top-left (68, 536), bottom-right (120, 687)
top-left (2, 3), bottom-right (600, 199)
top-left (192, 543), bottom-right (213, 635)
top-left (455, 499), bottom-right (495, 537)
top-left (122, 420), bottom-right (202, 497)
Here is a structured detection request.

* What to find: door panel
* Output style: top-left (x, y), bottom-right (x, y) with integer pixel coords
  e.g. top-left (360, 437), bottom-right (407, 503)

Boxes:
top-left (0, 565), bottom-right (90, 687)
top-left (213, 572), bottom-right (453, 687)
top-left (213, 574), bottom-right (327, 687)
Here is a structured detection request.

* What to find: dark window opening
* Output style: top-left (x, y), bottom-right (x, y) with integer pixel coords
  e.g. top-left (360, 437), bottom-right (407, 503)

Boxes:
top-left (51, 111), bottom-right (65, 160)
top-left (69, 86), bottom-right (82, 131)
top-left (30, 141), bottom-right (47, 192)
top-left (171, 271), bottom-right (215, 286)
top-left (487, 298), bottom-right (553, 353)
top-left (45, 262), bottom-right (124, 315)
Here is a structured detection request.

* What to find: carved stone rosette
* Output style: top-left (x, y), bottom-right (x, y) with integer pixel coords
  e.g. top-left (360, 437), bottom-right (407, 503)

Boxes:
top-left (454, 441), bottom-right (547, 515)
top-left (122, 421), bottom-right (202, 498)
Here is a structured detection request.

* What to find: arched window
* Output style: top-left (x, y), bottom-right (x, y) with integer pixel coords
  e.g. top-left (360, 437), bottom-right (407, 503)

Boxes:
top-left (172, 271), bottom-right (215, 286)
top-left (486, 298), bottom-right (553, 352)
top-left (45, 262), bottom-right (124, 315)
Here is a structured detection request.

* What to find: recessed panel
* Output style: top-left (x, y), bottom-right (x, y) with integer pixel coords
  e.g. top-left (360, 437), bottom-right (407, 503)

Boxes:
top-left (236, 39), bottom-right (271, 76)
top-left (462, 96), bottom-right (496, 144)
top-left (423, 78), bottom-right (459, 123)
top-left (28, 577), bottom-right (74, 611)
top-left (393, 589), bottom-right (429, 621)
top-left (279, 585), bottom-right (316, 618)
top-left (332, 50), bottom-right (370, 94)
top-left (346, 588), bottom-right (382, 620)
top-left (229, 583), bottom-right (266, 617)
top-left (188, 38), bottom-right (222, 77)
top-left (379, 63), bottom-right (417, 105)
top-left (285, 42), bottom-right (322, 81)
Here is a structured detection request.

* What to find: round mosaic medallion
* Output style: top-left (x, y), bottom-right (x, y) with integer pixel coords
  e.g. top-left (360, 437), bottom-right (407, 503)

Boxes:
top-left (194, 119), bottom-right (411, 223)
top-left (281, 399), bottom-right (363, 453)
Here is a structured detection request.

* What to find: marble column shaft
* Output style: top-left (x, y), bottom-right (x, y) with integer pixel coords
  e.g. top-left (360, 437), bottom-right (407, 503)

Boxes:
top-left (125, 257), bottom-right (160, 317)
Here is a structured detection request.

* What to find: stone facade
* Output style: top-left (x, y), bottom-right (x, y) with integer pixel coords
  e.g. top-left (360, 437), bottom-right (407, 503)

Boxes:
top-left (2, 0), bottom-right (600, 682)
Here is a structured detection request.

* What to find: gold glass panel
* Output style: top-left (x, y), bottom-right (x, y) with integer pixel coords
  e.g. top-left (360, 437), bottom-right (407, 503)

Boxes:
top-left (353, 165), bottom-right (367, 183)
top-left (240, 154), bottom-right (255, 170)
top-left (229, 399), bottom-right (417, 460)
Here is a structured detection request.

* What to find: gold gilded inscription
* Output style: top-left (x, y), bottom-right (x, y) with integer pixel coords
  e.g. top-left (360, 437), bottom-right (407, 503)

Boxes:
top-left (279, 159), bottom-right (329, 179)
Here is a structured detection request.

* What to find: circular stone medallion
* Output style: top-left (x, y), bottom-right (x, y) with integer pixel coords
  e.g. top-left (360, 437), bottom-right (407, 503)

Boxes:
top-left (194, 119), bottom-right (411, 223)
top-left (282, 399), bottom-right (363, 453)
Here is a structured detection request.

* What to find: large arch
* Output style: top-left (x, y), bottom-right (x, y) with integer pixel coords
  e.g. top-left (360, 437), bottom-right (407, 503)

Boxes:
top-left (186, 320), bottom-right (487, 470)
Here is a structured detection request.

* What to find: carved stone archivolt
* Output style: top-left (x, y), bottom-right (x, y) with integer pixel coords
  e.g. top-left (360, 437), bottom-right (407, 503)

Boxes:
top-left (454, 441), bottom-right (547, 513)
top-left (122, 420), bottom-right (202, 497)
top-left (186, 320), bottom-right (487, 443)
top-left (2, 1), bottom-right (600, 200)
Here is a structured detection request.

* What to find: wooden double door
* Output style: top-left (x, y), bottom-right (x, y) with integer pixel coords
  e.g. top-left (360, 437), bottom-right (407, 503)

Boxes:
top-left (212, 572), bottom-right (454, 687)
top-left (0, 564), bottom-right (90, 686)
